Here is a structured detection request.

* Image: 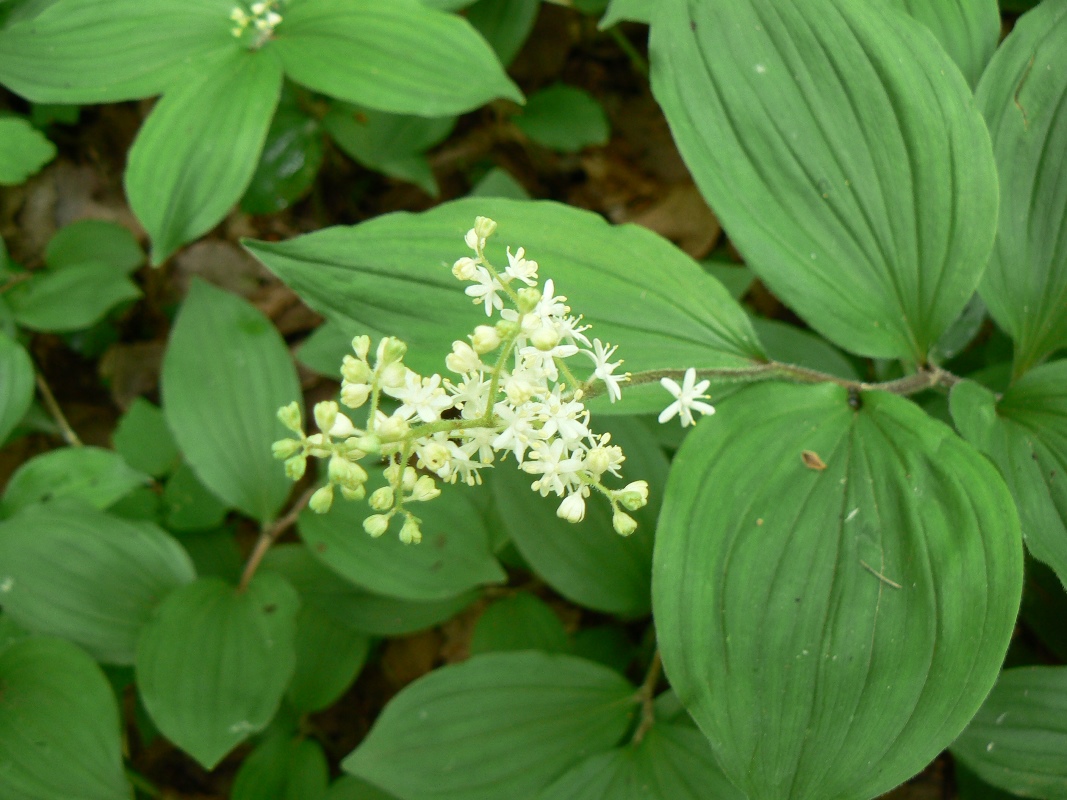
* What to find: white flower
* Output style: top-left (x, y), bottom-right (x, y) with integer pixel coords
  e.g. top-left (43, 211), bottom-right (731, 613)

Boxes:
top-left (659, 368), bottom-right (716, 427)
top-left (505, 246), bottom-right (538, 286)
top-left (391, 372), bottom-right (454, 423)
top-left (452, 256), bottom-right (479, 281)
top-left (445, 340), bottom-right (483, 374)
top-left (531, 385), bottom-right (590, 446)
top-left (465, 266), bottom-right (506, 316)
top-left (583, 339), bottom-right (626, 403)
top-left (522, 439), bottom-right (585, 497)
top-left (557, 491), bottom-right (587, 522)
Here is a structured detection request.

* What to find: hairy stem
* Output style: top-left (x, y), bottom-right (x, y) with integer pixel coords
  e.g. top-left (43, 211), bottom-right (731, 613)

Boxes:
top-left (631, 650), bottom-right (662, 745)
top-left (237, 485), bottom-right (315, 593)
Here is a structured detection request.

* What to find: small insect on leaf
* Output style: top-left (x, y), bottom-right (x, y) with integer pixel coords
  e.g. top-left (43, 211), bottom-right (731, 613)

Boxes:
top-left (801, 450), bottom-right (827, 470)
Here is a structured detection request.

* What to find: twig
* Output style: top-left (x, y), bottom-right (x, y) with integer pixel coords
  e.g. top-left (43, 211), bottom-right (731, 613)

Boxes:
top-left (237, 485), bottom-right (315, 593)
top-left (631, 650), bottom-right (662, 745)
top-left (35, 371), bottom-right (82, 447)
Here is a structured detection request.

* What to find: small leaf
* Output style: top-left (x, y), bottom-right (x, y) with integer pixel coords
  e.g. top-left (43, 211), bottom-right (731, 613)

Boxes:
top-left (467, 0), bottom-right (540, 66)
top-left (0, 116), bottom-right (56, 185)
top-left (232, 734), bottom-right (329, 800)
top-left (7, 263), bottom-right (140, 332)
top-left (950, 362), bottom-right (1067, 587)
top-left (286, 601), bottom-right (370, 713)
top-left (951, 666), bottom-right (1067, 799)
top-left (343, 652), bottom-right (637, 800)
top-left (0, 331), bottom-right (33, 444)
top-left (881, 0), bottom-right (1000, 88)
top-left (125, 49), bottom-right (283, 263)
top-left (469, 167), bottom-right (530, 199)
top-left (975, 3), bottom-right (1067, 375)
top-left (45, 220), bottom-right (143, 273)
top-left (0, 0), bottom-right (237, 103)
top-left (655, 383), bottom-right (1023, 800)
top-left (298, 477), bottom-right (505, 601)
top-left (112, 398), bottom-right (180, 478)
top-left (514, 84), bottom-right (611, 153)
top-left (241, 99), bottom-right (325, 214)
top-left (273, 0), bottom-right (522, 116)
top-left (470, 592), bottom-right (570, 655)
top-left (0, 503), bottom-right (195, 664)
top-left (135, 573), bottom-right (300, 769)
top-left (0, 637), bottom-right (130, 800)
top-left (0, 446), bottom-right (149, 517)
top-left (162, 463), bottom-right (230, 532)
top-left (650, 0), bottom-right (998, 360)
top-left (161, 279), bottom-right (300, 523)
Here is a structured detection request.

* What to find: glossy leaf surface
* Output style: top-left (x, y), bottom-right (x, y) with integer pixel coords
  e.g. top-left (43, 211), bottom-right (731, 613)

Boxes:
top-left (654, 383), bottom-right (1023, 800)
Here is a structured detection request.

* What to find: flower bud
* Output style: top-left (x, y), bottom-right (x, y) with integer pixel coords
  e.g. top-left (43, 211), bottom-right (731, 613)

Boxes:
top-left (277, 401), bottom-right (303, 434)
top-left (495, 318), bottom-right (520, 338)
top-left (376, 336), bottom-right (407, 366)
top-left (329, 412), bottom-right (358, 438)
top-left (341, 382), bottom-right (371, 409)
top-left (340, 484), bottom-right (367, 501)
top-left (410, 475), bottom-right (441, 502)
top-left (612, 510), bottom-right (638, 536)
top-left (384, 462), bottom-right (402, 484)
top-left (284, 455), bottom-right (307, 481)
top-left (530, 324), bottom-right (560, 352)
top-left (364, 514), bottom-right (390, 538)
top-left (402, 467), bottom-right (419, 491)
top-left (341, 355), bottom-right (371, 384)
top-left (617, 480), bottom-right (649, 511)
top-left (369, 486), bottom-right (395, 511)
top-left (309, 484), bottom-right (335, 514)
top-left (314, 401), bottom-right (338, 435)
top-left (474, 216), bottom-right (497, 240)
top-left (304, 433), bottom-right (332, 459)
top-left (351, 432), bottom-right (381, 453)
top-left (399, 516), bottom-right (423, 545)
top-left (329, 456), bottom-right (368, 488)
top-left (556, 492), bottom-right (586, 523)
top-left (445, 341), bottom-right (483, 374)
top-left (471, 325), bottom-right (501, 354)
top-left (379, 362), bottom-right (408, 390)
top-left (452, 257), bottom-right (479, 281)
top-left (272, 438), bottom-right (302, 460)
top-left (375, 413), bottom-right (409, 441)
top-left (418, 442), bottom-right (450, 472)
top-left (517, 287), bottom-right (540, 313)
top-left (351, 335), bottom-right (371, 360)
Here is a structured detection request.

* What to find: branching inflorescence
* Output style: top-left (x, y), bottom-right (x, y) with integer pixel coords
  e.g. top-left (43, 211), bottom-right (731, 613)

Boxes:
top-left (272, 217), bottom-right (716, 543)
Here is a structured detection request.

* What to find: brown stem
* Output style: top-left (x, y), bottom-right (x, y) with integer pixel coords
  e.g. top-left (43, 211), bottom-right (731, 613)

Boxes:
top-left (237, 485), bottom-right (315, 593)
top-left (35, 371), bottom-right (82, 447)
top-left (631, 650), bottom-right (662, 745)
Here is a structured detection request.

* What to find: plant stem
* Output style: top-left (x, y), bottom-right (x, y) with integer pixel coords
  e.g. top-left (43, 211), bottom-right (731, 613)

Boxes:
top-left (608, 26), bottom-right (649, 77)
top-left (35, 371), bottom-right (83, 447)
top-left (631, 650), bottom-right (662, 745)
top-left (237, 485), bottom-right (315, 593)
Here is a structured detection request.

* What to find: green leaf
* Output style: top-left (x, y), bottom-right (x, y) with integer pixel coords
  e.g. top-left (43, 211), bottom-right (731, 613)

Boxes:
top-left (956, 763), bottom-right (1022, 800)
top-left (241, 100), bottom-right (325, 214)
top-left (467, 0), bottom-right (540, 67)
top-left (0, 504), bottom-right (195, 664)
top-left (492, 417), bottom-right (666, 615)
top-left (650, 0), bottom-right (998, 361)
top-left (161, 279), bottom-right (300, 523)
top-left (286, 601), bottom-right (370, 713)
top-left (162, 463), bottom-right (230, 531)
top-left (0, 0), bottom-right (237, 103)
top-left (323, 103), bottom-right (455, 196)
top-left (298, 477), bottom-right (505, 601)
top-left (470, 592), bottom-right (570, 655)
top-left (952, 666), bottom-right (1067, 799)
top-left (975, 3), bottom-right (1067, 376)
top-left (176, 528), bottom-right (243, 584)
top-left (599, 0), bottom-right (653, 28)
top-left (6, 263), bottom-right (140, 332)
top-left (654, 383), bottom-right (1023, 800)
top-left (244, 197), bottom-right (765, 416)
top-left (702, 260), bottom-right (754, 301)
top-left (514, 84), bottom-right (610, 153)
top-left (45, 220), bottom-right (143, 273)
top-left (537, 723), bottom-right (745, 800)
top-left (0, 331), bottom-right (33, 444)
top-left (752, 318), bottom-right (858, 380)
top-left (262, 543), bottom-right (478, 636)
top-left (1021, 560), bottom-right (1067, 663)
top-left (0, 446), bottom-right (149, 516)
top-left (469, 167), bottom-right (530, 199)
top-left (0, 637), bottom-right (130, 800)
top-left (112, 398), bottom-right (180, 478)
top-left (419, 0), bottom-right (476, 9)
top-left (325, 776), bottom-right (399, 800)
top-left (135, 573), bottom-right (300, 769)
top-left (125, 49), bottom-right (282, 264)
top-left (881, 0), bottom-right (1000, 88)
top-left (343, 652), bottom-right (637, 800)
top-left (0, 117), bottom-right (55, 185)
top-left (273, 0), bottom-right (522, 116)
top-left (232, 734), bottom-right (329, 800)
top-left (951, 363), bottom-right (1067, 587)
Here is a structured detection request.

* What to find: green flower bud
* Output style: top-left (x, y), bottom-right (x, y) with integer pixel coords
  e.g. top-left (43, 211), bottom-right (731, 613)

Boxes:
top-left (399, 516), bottom-right (423, 545)
top-left (376, 336), bottom-right (408, 366)
top-left (471, 325), bottom-right (500, 354)
top-left (617, 480), bottom-right (649, 511)
top-left (272, 438), bottom-right (302, 460)
top-left (351, 335), bottom-right (371, 360)
top-left (341, 355), bottom-right (371, 384)
top-left (530, 324), bottom-right (560, 352)
top-left (363, 513), bottom-right (390, 538)
top-left (495, 319), bottom-right (520, 338)
top-left (304, 433), bottom-right (332, 459)
top-left (351, 433), bottom-right (381, 454)
top-left (517, 287), bottom-right (540, 313)
top-left (409, 475), bottom-right (441, 502)
top-left (284, 455), bottom-right (307, 481)
top-left (612, 510), bottom-right (638, 537)
top-left (309, 484), bottom-right (334, 514)
top-left (341, 382), bottom-right (371, 409)
top-left (402, 467), bottom-right (419, 491)
top-left (340, 484), bottom-right (367, 501)
top-left (379, 362), bottom-right (408, 390)
top-left (473, 216), bottom-right (497, 240)
top-left (314, 401), bottom-right (339, 435)
top-left (277, 401), bottom-right (303, 434)
top-left (369, 486), bottom-right (394, 511)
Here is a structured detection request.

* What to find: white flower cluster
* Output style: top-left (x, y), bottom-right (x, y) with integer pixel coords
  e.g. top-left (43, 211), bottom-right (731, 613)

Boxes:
top-left (230, 1), bottom-right (282, 40)
top-left (273, 217), bottom-right (649, 543)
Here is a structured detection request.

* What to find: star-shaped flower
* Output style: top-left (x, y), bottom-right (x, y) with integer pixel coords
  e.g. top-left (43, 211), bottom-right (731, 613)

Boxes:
top-left (659, 368), bottom-right (715, 427)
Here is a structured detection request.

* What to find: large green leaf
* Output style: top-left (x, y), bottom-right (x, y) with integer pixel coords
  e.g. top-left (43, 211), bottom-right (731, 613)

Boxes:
top-left (654, 383), bottom-right (1023, 800)
top-left (135, 573), bottom-right (299, 769)
top-left (0, 503), bottom-right (195, 664)
top-left (285, 600), bottom-right (370, 713)
top-left (272, 0), bottom-right (521, 116)
top-left (245, 197), bottom-right (765, 415)
top-left (45, 219), bottom-right (143, 273)
top-left (0, 637), bottom-right (130, 800)
top-left (125, 49), bottom-right (282, 264)
top-left (951, 362), bottom-right (1067, 588)
top-left (298, 476), bottom-right (505, 601)
top-left (650, 0), bottom-right (998, 361)
top-left (161, 279), bottom-right (300, 523)
top-left (232, 734), bottom-right (329, 800)
top-left (112, 398), bottom-right (180, 478)
top-left (467, 0), bottom-right (539, 67)
top-left (470, 592), bottom-right (570, 655)
top-left (343, 652), bottom-right (637, 800)
top-left (536, 723), bottom-right (745, 800)
top-left (882, 0), bottom-right (1000, 88)
top-left (952, 666), bottom-right (1067, 799)
top-left (491, 416), bottom-right (666, 616)
top-left (6, 263), bottom-right (140, 332)
top-left (0, 331), bottom-right (33, 444)
top-left (0, 116), bottom-right (55, 185)
top-left (976, 2), bottom-right (1067, 376)
top-left (0, 0), bottom-right (236, 103)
